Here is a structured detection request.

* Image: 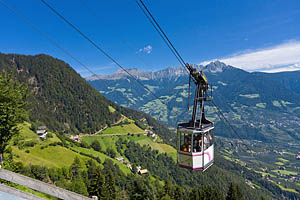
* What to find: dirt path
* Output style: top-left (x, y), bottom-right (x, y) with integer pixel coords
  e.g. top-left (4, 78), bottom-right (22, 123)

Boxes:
top-left (89, 132), bottom-right (147, 137)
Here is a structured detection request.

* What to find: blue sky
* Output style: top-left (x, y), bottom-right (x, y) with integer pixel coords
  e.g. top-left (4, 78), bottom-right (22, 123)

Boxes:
top-left (0, 0), bottom-right (300, 76)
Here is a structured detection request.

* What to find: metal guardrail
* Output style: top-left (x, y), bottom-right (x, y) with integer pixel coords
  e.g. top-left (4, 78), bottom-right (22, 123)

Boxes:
top-left (0, 169), bottom-right (92, 200)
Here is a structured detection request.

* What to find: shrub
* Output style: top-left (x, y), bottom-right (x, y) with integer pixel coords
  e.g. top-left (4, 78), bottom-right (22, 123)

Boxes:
top-left (106, 148), bottom-right (116, 158)
top-left (80, 141), bottom-right (90, 148)
top-left (17, 142), bottom-right (24, 150)
top-left (91, 140), bottom-right (101, 152)
top-left (24, 141), bottom-right (37, 147)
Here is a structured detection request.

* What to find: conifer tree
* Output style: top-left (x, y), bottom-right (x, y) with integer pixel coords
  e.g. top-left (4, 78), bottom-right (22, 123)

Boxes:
top-left (0, 73), bottom-right (28, 165)
top-left (70, 156), bottom-right (82, 179)
top-left (226, 183), bottom-right (243, 200)
top-left (105, 169), bottom-right (117, 199)
top-left (91, 140), bottom-right (101, 152)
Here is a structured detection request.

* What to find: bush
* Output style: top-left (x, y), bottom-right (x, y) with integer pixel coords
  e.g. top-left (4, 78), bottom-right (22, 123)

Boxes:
top-left (47, 132), bottom-right (53, 138)
top-left (91, 140), bottom-right (101, 152)
top-left (13, 138), bottom-right (20, 145)
top-left (24, 141), bottom-right (37, 147)
top-left (106, 148), bottom-right (116, 158)
top-left (30, 123), bottom-right (37, 132)
top-left (17, 142), bottom-right (24, 150)
top-left (80, 141), bottom-right (90, 148)
top-left (49, 143), bottom-right (57, 147)
top-left (49, 142), bottom-right (63, 147)
top-left (134, 120), bottom-right (147, 130)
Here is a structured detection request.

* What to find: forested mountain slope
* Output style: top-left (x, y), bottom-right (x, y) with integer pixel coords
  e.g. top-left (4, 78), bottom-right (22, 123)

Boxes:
top-left (0, 53), bottom-right (122, 133)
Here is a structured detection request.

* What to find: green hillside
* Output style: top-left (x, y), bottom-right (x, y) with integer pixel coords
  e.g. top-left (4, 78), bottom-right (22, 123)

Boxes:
top-left (6, 122), bottom-right (275, 200)
top-left (81, 134), bottom-right (177, 161)
top-left (8, 122), bottom-right (131, 174)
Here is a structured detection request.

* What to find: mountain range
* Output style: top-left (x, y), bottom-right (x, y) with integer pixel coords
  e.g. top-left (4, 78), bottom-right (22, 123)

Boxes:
top-left (88, 61), bottom-right (300, 143)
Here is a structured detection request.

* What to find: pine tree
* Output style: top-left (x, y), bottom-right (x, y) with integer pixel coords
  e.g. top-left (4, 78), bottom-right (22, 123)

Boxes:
top-left (163, 180), bottom-right (175, 199)
top-left (70, 177), bottom-right (89, 196)
top-left (226, 183), bottom-right (243, 200)
top-left (91, 140), bottom-right (101, 152)
top-left (70, 156), bottom-right (82, 179)
top-left (173, 186), bottom-right (184, 200)
top-left (88, 165), bottom-right (110, 199)
top-left (105, 169), bottom-right (117, 199)
top-left (0, 73), bottom-right (28, 165)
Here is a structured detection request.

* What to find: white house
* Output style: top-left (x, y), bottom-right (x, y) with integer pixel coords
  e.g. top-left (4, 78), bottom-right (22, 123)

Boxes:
top-left (115, 157), bottom-right (124, 163)
top-left (36, 126), bottom-right (47, 139)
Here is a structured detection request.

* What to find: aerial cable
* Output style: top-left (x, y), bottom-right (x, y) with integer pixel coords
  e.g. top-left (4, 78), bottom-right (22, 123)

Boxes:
top-left (211, 100), bottom-right (252, 152)
top-left (40, 0), bottom-right (177, 115)
top-left (0, 0), bottom-right (173, 129)
top-left (136, 0), bottom-right (254, 150)
top-left (78, 0), bottom-right (159, 80)
top-left (0, 0), bottom-right (165, 130)
top-left (136, 0), bottom-right (191, 76)
top-left (135, 0), bottom-right (186, 68)
top-left (0, 0), bottom-right (96, 77)
top-left (136, 0), bottom-right (197, 120)
top-left (136, 0), bottom-right (187, 66)
top-left (0, 0), bottom-right (136, 113)
top-left (211, 100), bottom-right (244, 142)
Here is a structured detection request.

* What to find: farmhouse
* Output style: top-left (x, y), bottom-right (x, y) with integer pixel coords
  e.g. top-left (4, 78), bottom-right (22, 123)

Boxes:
top-left (138, 169), bottom-right (149, 175)
top-left (115, 157), bottom-right (125, 163)
top-left (71, 135), bottom-right (79, 142)
top-left (36, 126), bottom-right (47, 139)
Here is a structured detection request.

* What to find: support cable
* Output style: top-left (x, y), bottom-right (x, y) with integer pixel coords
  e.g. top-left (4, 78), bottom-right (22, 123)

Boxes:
top-left (0, 0), bottom-right (95, 76)
top-left (40, 0), bottom-right (176, 113)
top-left (78, 0), bottom-right (158, 73)
top-left (136, 0), bottom-right (191, 76)
top-left (0, 0), bottom-right (138, 111)
top-left (211, 100), bottom-right (252, 151)
top-left (136, 0), bottom-right (185, 68)
top-left (136, 0), bottom-right (187, 66)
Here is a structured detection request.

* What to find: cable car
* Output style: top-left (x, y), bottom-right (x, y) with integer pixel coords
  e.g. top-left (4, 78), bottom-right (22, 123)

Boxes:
top-left (177, 64), bottom-right (214, 171)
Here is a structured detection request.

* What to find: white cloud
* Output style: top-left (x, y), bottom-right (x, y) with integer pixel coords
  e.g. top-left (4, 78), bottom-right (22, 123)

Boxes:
top-left (201, 40), bottom-right (300, 73)
top-left (137, 45), bottom-right (152, 54)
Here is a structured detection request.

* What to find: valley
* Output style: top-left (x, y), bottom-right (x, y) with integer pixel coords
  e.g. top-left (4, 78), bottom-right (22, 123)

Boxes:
top-left (218, 137), bottom-right (300, 195)
top-left (0, 53), bottom-right (299, 199)
top-left (88, 61), bottom-right (300, 199)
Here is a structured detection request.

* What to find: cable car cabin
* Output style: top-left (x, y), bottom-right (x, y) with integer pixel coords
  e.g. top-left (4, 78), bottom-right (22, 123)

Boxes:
top-left (175, 64), bottom-right (214, 171)
top-left (177, 121), bottom-right (214, 171)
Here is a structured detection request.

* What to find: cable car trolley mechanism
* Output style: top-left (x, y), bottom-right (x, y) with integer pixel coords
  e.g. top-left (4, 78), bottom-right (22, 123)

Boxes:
top-left (177, 64), bottom-right (214, 171)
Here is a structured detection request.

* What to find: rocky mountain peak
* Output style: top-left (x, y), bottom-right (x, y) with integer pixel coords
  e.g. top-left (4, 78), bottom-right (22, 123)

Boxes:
top-left (86, 61), bottom-right (233, 81)
top-left (202, 61), bottom-right (229, 73)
